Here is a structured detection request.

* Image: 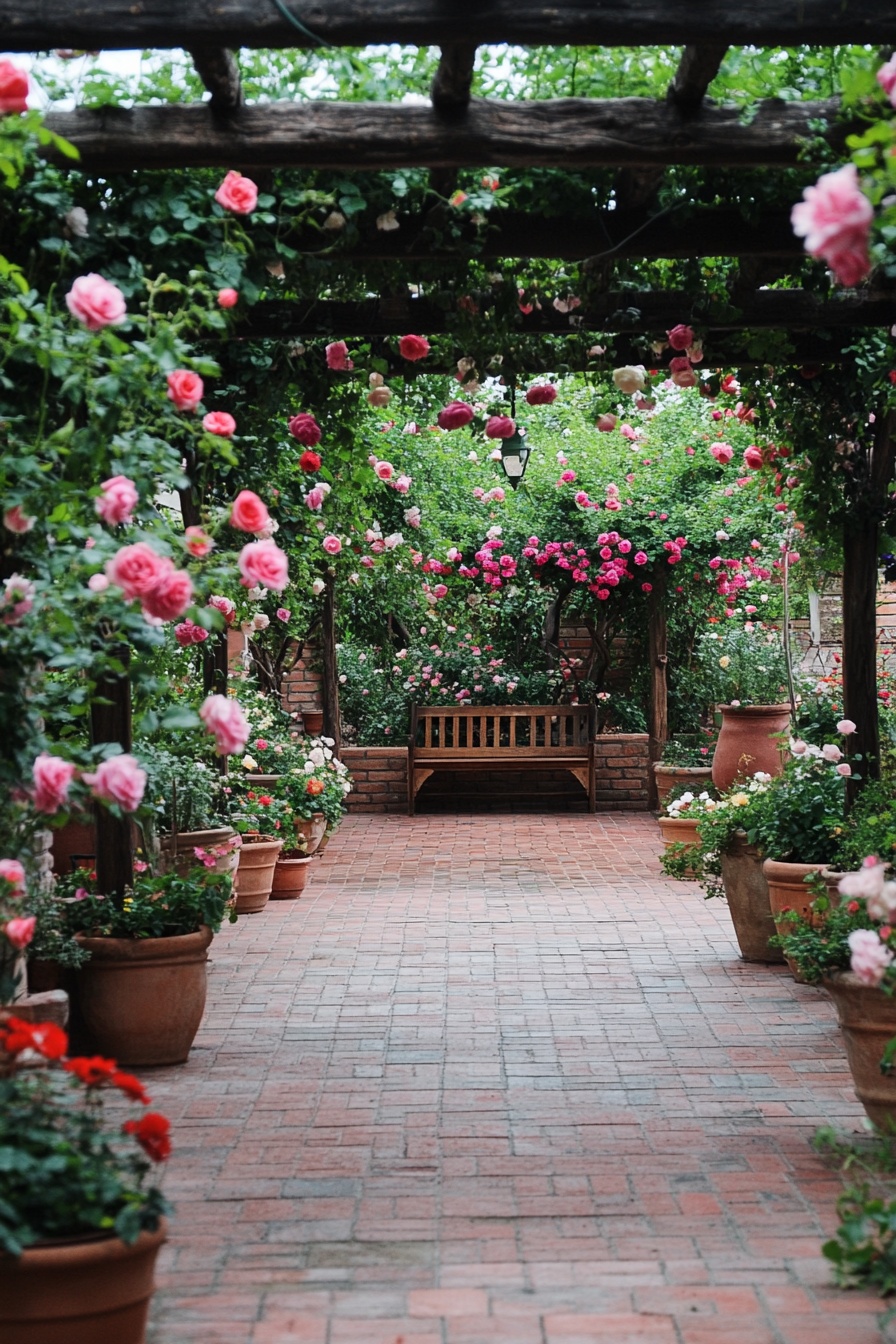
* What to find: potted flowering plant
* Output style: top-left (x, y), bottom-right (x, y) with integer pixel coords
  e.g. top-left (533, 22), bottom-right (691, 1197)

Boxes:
top-left (699, 623), bottom-right (792, 790)
top-left (654, 731), bottom-right (716, 804)
top-left (225, 789), bottom-right (290, 914)
top-left (657, 788), bottom-right (711, 877)
top-left (139, 743), bottom-right (239, 880)
top-left (0, 1014), bottom-right (170, 1343)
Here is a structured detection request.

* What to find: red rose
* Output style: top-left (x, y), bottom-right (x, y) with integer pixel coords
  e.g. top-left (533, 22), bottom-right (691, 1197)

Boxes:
top-left (485, 416), bottom-right (516, 440)
top-left (437, 402), bottom-right (474, 431)
top-left (398, 334), bottom-right (430, 361)
top-left (743, 445), bottom-right (764, 470)
top-left (123, 1111), bottom-right (172, 1162)
top-left (666, 324), bottom-right (695, 351)
top-left (0, 60), bottom-right (29, 114)
top-left (299, 450), bottom-right (322, 473)
top-left (525, 384), bottom-right (557, 406)
top-left (64, 1055), bottom-right (119, 1086)
top-left (113, 1071), bottom-right (151, 1104)
top-left (288, 413), bottom-right (322, 446)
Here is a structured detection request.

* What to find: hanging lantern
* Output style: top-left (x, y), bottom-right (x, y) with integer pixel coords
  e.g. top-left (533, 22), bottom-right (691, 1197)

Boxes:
top-left (498, 429), bottom-right (531, 489)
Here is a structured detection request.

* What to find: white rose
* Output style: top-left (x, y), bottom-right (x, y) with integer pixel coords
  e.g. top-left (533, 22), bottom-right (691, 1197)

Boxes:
top-left (612, 365), bottom-right (646, 394)
top-left (312, 578), bottom-right (325, 596)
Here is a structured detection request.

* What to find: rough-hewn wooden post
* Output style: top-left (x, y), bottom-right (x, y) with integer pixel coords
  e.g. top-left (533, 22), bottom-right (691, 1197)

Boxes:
top-left (90, 653), bottom-right (134, 897)
top-left (320, 571), bottom-right (341, 752)
top-left (647, 573), bottom-right (669, 810)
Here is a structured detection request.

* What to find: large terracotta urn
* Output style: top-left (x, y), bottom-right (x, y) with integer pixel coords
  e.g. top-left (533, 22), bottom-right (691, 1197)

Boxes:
top-left (823, 973), bottom-right (896, 1130)
top-left (711, 704), bottom-right (791, 792)
top-left (75, 927), bottom-right (212, 1067)
top-left (0, 1222), bottom-right (166, 1344)
top-left (720, 831), bottom-right (783, 963)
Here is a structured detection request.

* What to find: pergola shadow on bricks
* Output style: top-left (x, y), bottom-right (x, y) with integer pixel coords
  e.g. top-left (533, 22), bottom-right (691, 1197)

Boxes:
top-left (7, 2), bottom-right (895, 801)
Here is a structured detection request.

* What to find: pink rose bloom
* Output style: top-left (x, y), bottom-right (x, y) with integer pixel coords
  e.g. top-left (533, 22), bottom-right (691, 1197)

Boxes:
top-left (305, 487), bottom-right (325, 511)
top-left (836, 762), bottom-right (852, 777)
top-left (166, 369), bottom-right (204, 412)
top-left (217, 288), bottom-right (239, 308)
top-left (822, 745), bottom-right (843, 764)
top-left (398, 334), bottom-right (430, 361)
top-left (276, 607), bottom-right (291, 622)
top-left (322, 535), bottom-right (342, 555)
top-left (5, 916), bottom-right (36, 950)
top-left (83, 754), bottom-right (146, 812)
top-left (203, 411), bottom-right (236, 437)
top-left (374, 461), bottom-right (394, 481)
top-left (791, 163), bottom-right (873, 287)
top-left (526, 383), bottom-right (557, 405)
top-left (848, 928), bottom-right (894, 986)
top-left (230, 490), bottom-right (271, 534)
top-left (214, 170), bottom-right (258, 215)
top-left (634, 551), bottom-right (648, 565)
top-left (87, 573), bottom-right (109, 593)
top-left (666, 324), bottom-right (694, 351)
top-left (0, 60), bottom-right (29, 114)
top-left (574, 491), bottom-right (590, 506)
top-left (141, 566), bottom-right (193, 622)
top-left (184, 526), bottom-right (214, 558)
top-left (3, 504), bottom-right (35, 533)
top-left (95, 475), bottom-right (138, 527)
top-left (174, 619), bottom-right (208, 647)
top-left (840, 862), bottom-right (888, 902)
top-left (0, 859), bottom-right (26, 894)
top-left (200, 693), bottom-right (250, 756)
top-left (837, 718), bottom-right (857, 735)
top-left (671, 366), bottom-right (697, 388)
top-left (596, 414), bottom-right (617, 432)
top-left (207, 594), bottom-right (236, 625)
top-left (65, 274), bottom-right (127, 331)
top-left (238, 539), bottom-right (289, 591)
top-left (619, 424), bottom-right (637, 440)
top-left (560, 470), bottom-right (576, 483)
top-left (489, 487), bottom-right (506, 503)
top-left (106, 542), bottom-right (169, 599)
top-left (711, 443), bottom-right (734, 464)
top-left (878, 54), bottom-right (896, 107)
top-left (437, 402), bottom-right (474, 430)
top-left (288, 412), bottom-right (322, 446)
top-left (393, 475), bottom-right (411, 494)
top-left (743, 445), bottom-right (764, 470)
top-left (485, 416), bottom-right (516, 440)
top-left (325, 341), bottom-right (353, 371)
top-left (433, 584), bottom-right (448, 599)
top-left (33, 754), bottom-right (76, 814)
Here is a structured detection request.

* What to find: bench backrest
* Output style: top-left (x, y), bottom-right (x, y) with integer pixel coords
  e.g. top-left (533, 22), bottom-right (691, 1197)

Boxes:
top-left (410, 704), bottom-right (594, 756)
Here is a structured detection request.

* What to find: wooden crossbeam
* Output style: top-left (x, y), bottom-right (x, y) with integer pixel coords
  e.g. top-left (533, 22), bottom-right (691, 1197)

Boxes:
top-left (188, 47), bottom-right (242, 113)
top-left (4, 0), bottom-right (895, 51)
top-left (41, 96), bottom-right (848, 173)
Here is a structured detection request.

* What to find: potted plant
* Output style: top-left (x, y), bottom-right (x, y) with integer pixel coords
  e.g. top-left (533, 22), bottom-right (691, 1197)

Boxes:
top-left (57, 862), bottom-right (235, 1066)
top-left (698, 623), bottom-right (792, 790)
top-left (653, 732), bottom-right (716, 805)
top-left (267, 735), bottom-right (353, 856)
top-left (227, 789), bottom-right (290, 913)
top-left (657, 788), bottom-right (708, 878)
top-left (140, 743), bottom-right (239, 879)
top-left (0, 1014), bottom-right (170, 1343)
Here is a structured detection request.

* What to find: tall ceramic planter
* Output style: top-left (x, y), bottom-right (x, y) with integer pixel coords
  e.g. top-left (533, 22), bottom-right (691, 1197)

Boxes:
top-left (270, 854), bottom-right (313, 900)
top-left (295, 812), bottom-right (327, 855)
top-left (75, 927), bottom-right (212, 1067)
top-left (159, 827), bottom-right (240, 879)
top-left (0, 1221), bottom-right (166, 1344)
top-left (657, 815), bottom-right (702, 878)
top-left (653, 763), bottom-right (713, 806)
top-left (823, 973), bottom-right (896, 1129)
top-left (711, 704), bottom-right (791, 792)
top-left (233, 834), bottom-right (282, 913)
top-left (720, 831), bottom-right (783, 963)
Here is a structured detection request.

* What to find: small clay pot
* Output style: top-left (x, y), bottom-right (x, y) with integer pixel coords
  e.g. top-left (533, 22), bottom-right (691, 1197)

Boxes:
top-left (270, 854), bottom-right (314, 900)
top-left (233, 835), bottom-right (283, 914)
top-left (302, 711), bottom-right (324, 735)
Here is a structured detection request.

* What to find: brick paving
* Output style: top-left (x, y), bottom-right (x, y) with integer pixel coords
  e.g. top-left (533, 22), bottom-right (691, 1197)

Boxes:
top-left (147, 814), bottom-right (886, 1344)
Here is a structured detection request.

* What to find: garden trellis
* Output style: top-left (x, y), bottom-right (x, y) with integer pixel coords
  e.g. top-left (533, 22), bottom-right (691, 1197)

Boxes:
top-left (3, 0), bottom-right (895, 800)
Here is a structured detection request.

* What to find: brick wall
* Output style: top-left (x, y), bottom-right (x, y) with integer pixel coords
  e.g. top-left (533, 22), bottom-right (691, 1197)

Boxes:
top-left (343, 734), bottom-right (649, 814)
top-left (281, 641), bottom-right (323, 714)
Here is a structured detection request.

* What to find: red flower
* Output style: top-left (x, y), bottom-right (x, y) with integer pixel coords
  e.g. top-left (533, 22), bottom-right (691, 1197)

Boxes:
top-left (258, 795), bottom-right (273, 806)
top-left (398, 334), bottom-right (430, 362)
top-left (299, 450), bottom-right (322, 473)
top-left (123, 1111), bottom-right (172, 1162)
top-left (112, 1071), bottom-right (151, 1105)
top-left (306, 778), bottom-right (325, 796)
top-left (525, 384), bottom-right (557, 406)
top-left (288, 413), bottom-right (322, 447)
top-left (64, 1055), bottom-right (118, 1085)
top-left (485, 415), bottom-right (516, 440)
top-left (437, 402), bottom-right (474, 431)
top-left (1, 1017), bottom-right (68, 1059)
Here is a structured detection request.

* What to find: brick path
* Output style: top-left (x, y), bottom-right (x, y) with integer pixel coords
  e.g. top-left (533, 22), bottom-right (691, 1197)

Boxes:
top-left (147, 814), bottom-right (886, 1344)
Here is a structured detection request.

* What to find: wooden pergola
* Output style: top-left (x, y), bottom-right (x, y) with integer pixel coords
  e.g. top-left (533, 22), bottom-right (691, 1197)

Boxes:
top-left (6, 1), bottom-right (896, 807)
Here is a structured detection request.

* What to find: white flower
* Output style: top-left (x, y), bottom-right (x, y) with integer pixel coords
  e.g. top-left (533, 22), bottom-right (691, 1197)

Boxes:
top-left (384, 532), bottom-right (404, 549)
top-left (790, 739), bottom-right (807, 755)
top-left (304, 760), bottom-right (315, 774)
top-left (65, 206), bottom-right (89, 237)
top-left (715, 530), bottom-right (729, 541)
top-left (248, 586), bottom-right (265, 601)
top-left (468, 451), bottom-right (479, 462)
top-left (869, 882), bottom-right (896, 922)
top-left (309, 747), bottom-right (326, 766)
top-left (489, 449), bottom-right (502, 461)
top-left (241, 755), bottom-right (258, 771)
top-left (252, 613), bottom-right (270, 631)
top-left (752, 771), bottom-right (772, 783)
top-left (848, 928), bottom-right (894, 986)
top-left (312, 578), bottom-right (325, 596)
top-left (376, 209), bottom-right (400, 231)
top-left (486, 525), bottom-right (502, 539)
top-left (612, 364), bottom-right (646, 394)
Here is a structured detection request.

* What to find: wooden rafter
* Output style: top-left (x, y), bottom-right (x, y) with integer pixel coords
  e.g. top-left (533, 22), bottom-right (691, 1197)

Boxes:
top-left (187, 47), bottom-right (243, 113)
top-left (41, 96), bottom-right (848, 173)
top-left (4, 0), bottom-right (895, 51)
top-left (431, 44), bottom-right (478, 119)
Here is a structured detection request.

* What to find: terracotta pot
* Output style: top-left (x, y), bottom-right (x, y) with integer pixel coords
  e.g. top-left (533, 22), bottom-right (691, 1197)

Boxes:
top-left (652, 762), bottom-right (713, 806)
top-left (302, 711), bottom-right (324, 735)
top-left (295, 812), bottom-right (327, 855)
top-left (75, 927), bottom-right (212, 1067)
top-left (658, 815), bottom-right (702, 878)
top-left (233, 835), bottom-right (283, 914)
top-left (823, 973), bottom-right (896, 1130)
top-left (270, 854), bottom-right (314, 900)
top-left (0, 1220), bottom-right (166, 1344)
top-left (711, 704), bottom-right (792, 792)
top-left (763, 857), bottom-right (828, 981)
top-left (159, 827), bottom-right (240, 879)
top-left (720, 831), bottom-right (783, 963)
top-left (242, 774), bottom-right (281, 787)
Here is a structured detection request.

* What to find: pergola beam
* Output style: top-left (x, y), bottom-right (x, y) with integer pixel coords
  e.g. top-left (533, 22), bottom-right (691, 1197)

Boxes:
top-left (187, 47), bottom-right (243, 113)
top-left (4, 0), bottom-right (895, 51)
top-left (41, 96), bottom-right (848, 173)
top-left (431, 44), bottom-right (478, 119)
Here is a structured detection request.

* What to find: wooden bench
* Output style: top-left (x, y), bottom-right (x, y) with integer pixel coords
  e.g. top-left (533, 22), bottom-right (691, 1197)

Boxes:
top-left (407, 704), bottom-right (596, 815)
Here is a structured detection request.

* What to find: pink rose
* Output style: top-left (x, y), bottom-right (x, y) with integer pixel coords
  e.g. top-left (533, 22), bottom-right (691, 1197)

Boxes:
top-left (65, 274), bottom-right (127, 331)
top-left (878, 55), bottom-right (896, 107)
top-left (95, 475), bottom-right (138, 527)
top-left (200, 693), bottom-right (250, 756)
top-left (437, 402), bottom-right (474, 431)
top-left (398, 334), bottom-right (430, 361)
top-left (0, 60), bottom-right (29, 114)
top-left (106, 542), bottom-right (170, 599)
top-left (560, 470), bottom-right (576, 484)
top-left (837, 718), bottom-right (857, 735)
top-left (743, 445), bottom-right (764, 470)
top-left (33, 754), bottom-right (76, 814)
top-left (166, 369), bottom-right (204, 412)
top-left (596, 413), bottom-right (618, 433)
top-left (305, 487), bottom-right (325, 511)
top-left (184, 526), bottom-right (214, 558)
top-left (791, 163), bottom-right (873, 287)
top-left (141, 566), bottom-right (193, 622)
top-left (634, 551), bottom-right (648, 565)
top-left (325, 341), bottom-right (353, 371)
top-left (203, 411), bottom-right (236, 437)
top-left (393, 475), bottom-right (411, 494)
top-left (836, 762), bottom-right (852, 777)
top-left (374, 461), bottom-right (394, 481)
top-left (3, 505), bottom-right (35, 534)
top-left (848, 928), bottom-right (893, 986)
top-left (525, 384), bottom-right (557, 405)
top-left (217, 288), bottom-right (239, 308)
top-left (214, 170), bottom-right (258, 215)
top-left (485, 416), bottom-right (516, 440)
top-left (174, 618), bottom-right (208, 647)
top-left (0, 859), bottom-right (26, 894)
top-left (288, 412), bottom-right (322, 446)
top-left (83, 754), bottom-right (146, 812)
top-left (666, 324), bottom-right (694, 352)
top-left (322, 535), bottom-right (342, 555)
top-left (230, 490), bottom-right (271, 534)
top-left (5, 916), bottom-right (36, 950)
top-left (710, 443), bottom-right (734, 464)
top-left (207, 594), bottom-right (236, 625)
top-left (238, 539), bottom-right (289, 591)
top-left (276, 607), bottom-right (291, 622)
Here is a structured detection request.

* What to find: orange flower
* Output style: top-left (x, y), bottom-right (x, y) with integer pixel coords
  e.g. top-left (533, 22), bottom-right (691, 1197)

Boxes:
top-left (305, 778), bottom-right (325, 796)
